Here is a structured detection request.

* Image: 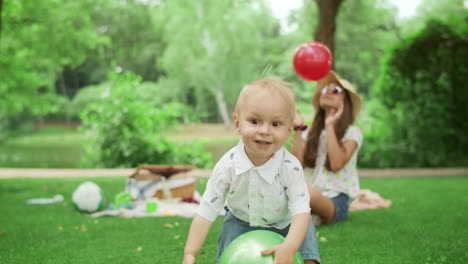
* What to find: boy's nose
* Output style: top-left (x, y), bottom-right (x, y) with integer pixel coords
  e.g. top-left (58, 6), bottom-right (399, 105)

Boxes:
top-left (259, 124), bottom-right (270, 134)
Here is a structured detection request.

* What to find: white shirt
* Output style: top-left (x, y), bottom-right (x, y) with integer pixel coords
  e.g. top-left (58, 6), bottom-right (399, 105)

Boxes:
top-left (197, 140), bottom-right (311, 229)
top-left (302, 125), bottom-right (363, 202)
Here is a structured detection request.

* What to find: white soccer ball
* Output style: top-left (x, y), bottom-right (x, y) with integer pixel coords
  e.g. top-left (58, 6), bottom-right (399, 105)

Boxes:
top-left (72, 181), bottom-right (104, 213)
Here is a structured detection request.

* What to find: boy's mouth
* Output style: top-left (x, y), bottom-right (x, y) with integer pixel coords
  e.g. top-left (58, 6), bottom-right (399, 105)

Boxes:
top-left (255, 140), bottom-right (272, 145)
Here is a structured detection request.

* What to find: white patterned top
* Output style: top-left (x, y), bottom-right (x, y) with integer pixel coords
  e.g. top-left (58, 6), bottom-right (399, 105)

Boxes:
top-left (198, 140), bottom-right (310, 229)
top-left (302, 125), bottom-right (363, 202)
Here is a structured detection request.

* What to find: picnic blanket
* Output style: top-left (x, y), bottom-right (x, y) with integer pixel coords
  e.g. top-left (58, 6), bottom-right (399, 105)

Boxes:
top-left (91, 191), bottom-right (224, 218)
top-left (349, 189), bottom-right (392, 211)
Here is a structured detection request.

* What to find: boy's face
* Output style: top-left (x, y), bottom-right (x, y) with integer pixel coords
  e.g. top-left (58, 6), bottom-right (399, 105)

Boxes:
top-left (234, 89), bottom-right (293, 166)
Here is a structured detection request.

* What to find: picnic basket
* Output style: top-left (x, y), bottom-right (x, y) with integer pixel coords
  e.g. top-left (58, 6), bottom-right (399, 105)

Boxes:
top-left (127, 165), bottom-right (197, 200)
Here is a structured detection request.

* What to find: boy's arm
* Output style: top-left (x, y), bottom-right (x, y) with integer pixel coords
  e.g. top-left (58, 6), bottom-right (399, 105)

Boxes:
top-left (183, 214), bottom-right (213, 264)
top-left (261, 212), bottom-right (310, 262)
top-left (284, 212), bottom-right (310, 251)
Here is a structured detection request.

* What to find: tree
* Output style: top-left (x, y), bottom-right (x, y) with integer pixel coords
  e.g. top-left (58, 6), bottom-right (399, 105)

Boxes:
top-left (400, 0), bottom-right (467, 35)
top-left (0, 0), bottom-right (101, 118)
top-left (313, 0), bottom-right (345, 56)
top-left (334, 0), bottom-right (399, 93)
top-left (51, 0), bottom-right (168, 106)
top-left (362, 15), bottom-right (468, 168)
top-left (159, 0), bottom-right (281, 126)
top-left (293, 0), bottom-right (399, 94)
top-left (0, 0), bottom-right (3, 44)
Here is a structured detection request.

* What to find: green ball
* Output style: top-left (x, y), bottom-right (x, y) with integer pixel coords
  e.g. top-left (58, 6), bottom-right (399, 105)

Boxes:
top-left (219, 230), bottom-right (304, 264)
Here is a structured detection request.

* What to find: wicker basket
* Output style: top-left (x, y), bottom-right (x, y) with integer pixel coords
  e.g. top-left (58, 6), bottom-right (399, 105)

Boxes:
top-left (152, 180), bottom-right (196, 199)
top-left (127, 165), bottom-right (198, 200)
top-left (131, 164), bottom-right (196, 178)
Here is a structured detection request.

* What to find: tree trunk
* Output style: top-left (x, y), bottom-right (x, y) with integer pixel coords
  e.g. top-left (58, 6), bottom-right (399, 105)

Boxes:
top-left (214, 83), bottom-right (232, 128)
top-left (0, 0), bottom-right (3, 45)
top-left (196, 0), bottom-right (231, 128)
top-left (314, 0), bottom-right (344, 57)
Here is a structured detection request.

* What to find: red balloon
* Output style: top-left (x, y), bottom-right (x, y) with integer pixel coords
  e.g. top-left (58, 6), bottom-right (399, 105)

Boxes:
top-left (293, 41), bottom-right (333, 81)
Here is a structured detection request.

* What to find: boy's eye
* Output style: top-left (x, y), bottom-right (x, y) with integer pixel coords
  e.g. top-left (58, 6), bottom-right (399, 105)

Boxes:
top-left (272, 122), bottom-right (280, 127)
top-left (251, 120), bottom-right (258, 124)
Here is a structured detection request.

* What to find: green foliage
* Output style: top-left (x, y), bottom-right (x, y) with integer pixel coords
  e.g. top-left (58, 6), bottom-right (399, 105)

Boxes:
top-left (0, 0), bottom-right (102, 114)
top-left (360, 14), bottom-right (468, 168)
top-left (159, 0), bottom-right (285, 124)
top-left (401, 0), bottom-right (467, 35)
top-left (80, 71), bottom-right (213, 168)
top-left (334, 0), bottom-right (400, 94)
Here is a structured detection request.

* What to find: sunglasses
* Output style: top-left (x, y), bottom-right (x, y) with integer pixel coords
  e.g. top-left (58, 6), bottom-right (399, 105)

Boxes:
top-left (320, 85), bottom-right (343, 95)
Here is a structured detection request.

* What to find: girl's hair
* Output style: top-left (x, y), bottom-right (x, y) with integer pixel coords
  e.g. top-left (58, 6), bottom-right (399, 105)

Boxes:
top-left (303, 90), bottom-right (354, 170)
top-left (233, 77), bottom-right (295, 122)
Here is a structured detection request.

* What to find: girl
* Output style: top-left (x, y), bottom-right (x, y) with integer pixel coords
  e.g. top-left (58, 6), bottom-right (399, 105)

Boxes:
top-left (292, 71), bottom-right (363, 224)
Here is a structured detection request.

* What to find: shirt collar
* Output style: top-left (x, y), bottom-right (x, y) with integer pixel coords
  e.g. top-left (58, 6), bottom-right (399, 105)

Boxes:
top-left (234, 140), bottom-right (283, 184)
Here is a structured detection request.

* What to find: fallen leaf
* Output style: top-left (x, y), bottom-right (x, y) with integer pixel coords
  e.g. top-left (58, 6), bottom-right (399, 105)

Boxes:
top-left (174, 235), bottom-right (181, 239)
top-left (81, 224), bottom-right (86, 231)
top-left (58, 226), bottom-right (63, 231)
top-left (319, 236), bottom-right (327, 242)
top-left (163, 211), bottom-right (173, 216)
top-left (136, 247), bottom-right (142, 252)
top-left (164, 223), bottom-right (174, 228)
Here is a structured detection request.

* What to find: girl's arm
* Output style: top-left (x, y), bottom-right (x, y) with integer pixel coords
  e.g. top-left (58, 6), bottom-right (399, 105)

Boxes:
top-left (291, 109), bottom-right (306, 166)
top-left (291, 131), bottom-right (306, 166)
top-left (261, 212), bottom-right (310, 262)
top-left (325, 124), bottom-right (357, 172)
top-left (324, 101), bottom-right (358, 172)
top-left (183, 214), bottom-right (213, 264)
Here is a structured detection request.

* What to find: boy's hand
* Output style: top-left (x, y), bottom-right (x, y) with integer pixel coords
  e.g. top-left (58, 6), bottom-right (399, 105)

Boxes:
top-left (261, 244), bottom-right (295, 264)
top-left (182, 254), bottom-right (195, 264)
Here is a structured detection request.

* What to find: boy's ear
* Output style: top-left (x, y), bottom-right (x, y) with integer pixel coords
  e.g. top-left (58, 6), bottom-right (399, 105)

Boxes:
top-left (233, 114), bottom-right (240, 133)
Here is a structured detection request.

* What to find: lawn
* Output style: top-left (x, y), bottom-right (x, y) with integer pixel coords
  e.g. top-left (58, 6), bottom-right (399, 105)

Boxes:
top-left (1, 176), bottom-right (467, 264)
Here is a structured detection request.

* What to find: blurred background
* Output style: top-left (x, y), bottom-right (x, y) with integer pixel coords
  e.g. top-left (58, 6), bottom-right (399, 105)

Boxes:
top-left (0, 0), bottom-right (467, 169)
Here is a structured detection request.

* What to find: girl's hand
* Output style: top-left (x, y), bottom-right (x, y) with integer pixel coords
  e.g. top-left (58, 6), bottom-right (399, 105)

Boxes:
top-left (182, 254), bottom-right (195, 264)
top-left (325, 100), bottom-right (344, 127)
top-left (294, 109), bottom-right (305, 127)
top-left (261, 244), bottom-right (295, 264)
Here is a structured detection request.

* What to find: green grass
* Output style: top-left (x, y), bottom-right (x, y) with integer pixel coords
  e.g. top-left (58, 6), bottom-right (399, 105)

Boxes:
top-left (1, 176), bottom-right (467, 263)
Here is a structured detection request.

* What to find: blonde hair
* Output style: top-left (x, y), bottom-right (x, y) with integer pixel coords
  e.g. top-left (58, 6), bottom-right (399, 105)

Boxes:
top-left (233, 77), bottom-right (296, 122)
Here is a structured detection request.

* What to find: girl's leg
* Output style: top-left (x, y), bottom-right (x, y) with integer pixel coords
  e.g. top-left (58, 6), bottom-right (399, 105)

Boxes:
top-left (308, 186), bottom-right (335, 224)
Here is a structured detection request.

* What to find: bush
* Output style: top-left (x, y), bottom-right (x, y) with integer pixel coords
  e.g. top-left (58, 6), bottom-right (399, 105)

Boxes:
top-left (80, 70), bottom-right (213, 168)
top-left (360, 14), bottom-right (468, 168)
